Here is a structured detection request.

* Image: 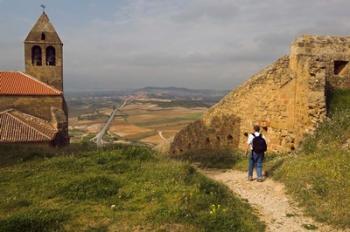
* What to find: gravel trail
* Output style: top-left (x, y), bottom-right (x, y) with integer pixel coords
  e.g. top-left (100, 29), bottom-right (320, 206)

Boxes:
top-left (202, 169), bottom-right (346, 232)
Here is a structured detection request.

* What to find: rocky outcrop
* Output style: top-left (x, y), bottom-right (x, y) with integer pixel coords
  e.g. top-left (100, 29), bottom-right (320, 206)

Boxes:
top-left (171, 35), bottom-right (350, 155)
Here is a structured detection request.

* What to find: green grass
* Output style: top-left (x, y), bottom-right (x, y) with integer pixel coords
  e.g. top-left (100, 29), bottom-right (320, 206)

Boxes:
top-left (0, 145), bottom-right (265, 231)
top-left (58, 176), bottom-right (121, 200)
top-left (0, 143), bottom-right (100, 167)
top-left (0, 209), bottom-right (69, 232)
top-left (328, 89), bottom-right (350, 113)
top-left (271, 89), bottom-right (350, 228)
top-left (176, 149), bottom-right (244, 169)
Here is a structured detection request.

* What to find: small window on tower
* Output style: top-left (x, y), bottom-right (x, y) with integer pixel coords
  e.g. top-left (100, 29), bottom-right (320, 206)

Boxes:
top-left (41, 32), bottom-right (46, 40)
top-left (46, 46), bottom-right (56, 66)
top-left (31, 46), bottom-right (42, 66)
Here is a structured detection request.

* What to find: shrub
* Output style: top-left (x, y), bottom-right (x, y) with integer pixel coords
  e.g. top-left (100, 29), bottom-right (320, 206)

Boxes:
top-left (2, 199), bottom-right (32, 211)
top-left (121, 146), bottom-right (154, 161)
top-left (328, 89), bottom-right (350, 113)
top-left (177, 149), bottom-right (242, 169)
top-left (198, 177), bottom-right (227, 198)
top-left (0, 208), bottom-right (68, 232)
top-left (108, 161), bottom-right (135, 174)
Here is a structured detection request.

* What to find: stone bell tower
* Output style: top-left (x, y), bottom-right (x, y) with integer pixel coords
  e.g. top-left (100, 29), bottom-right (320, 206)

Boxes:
top-left (24, 12), bottom-right (63, 91)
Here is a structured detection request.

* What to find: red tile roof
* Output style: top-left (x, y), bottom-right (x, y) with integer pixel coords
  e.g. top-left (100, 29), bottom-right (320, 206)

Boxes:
top-left (0, 109), bottom-right (57, 143)
top-left (0, 71), bottom-right (61, 96)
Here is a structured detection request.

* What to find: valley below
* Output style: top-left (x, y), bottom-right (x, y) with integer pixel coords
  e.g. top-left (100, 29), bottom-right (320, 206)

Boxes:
top-left (67, 87), bottom-right (226, 145)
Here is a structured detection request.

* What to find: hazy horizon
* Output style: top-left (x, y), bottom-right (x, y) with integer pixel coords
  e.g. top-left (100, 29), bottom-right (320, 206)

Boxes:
top-left (1, 0), bottom-right (350, 90)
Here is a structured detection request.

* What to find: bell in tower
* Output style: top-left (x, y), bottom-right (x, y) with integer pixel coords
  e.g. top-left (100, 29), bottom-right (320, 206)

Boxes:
top-left (24, 11), bottom-right (63, 91)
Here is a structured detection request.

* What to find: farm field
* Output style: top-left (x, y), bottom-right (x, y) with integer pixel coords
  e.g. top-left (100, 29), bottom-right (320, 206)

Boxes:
top-left (69, 100), bottom-right (207, 145)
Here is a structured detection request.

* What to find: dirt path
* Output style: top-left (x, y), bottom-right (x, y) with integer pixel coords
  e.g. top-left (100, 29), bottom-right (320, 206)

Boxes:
top-left (202, 169), bottom-right (345, 232)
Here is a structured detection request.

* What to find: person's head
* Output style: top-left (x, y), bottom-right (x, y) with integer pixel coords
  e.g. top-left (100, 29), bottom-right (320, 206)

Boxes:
top-left (253, 125), bottom-right (260, 132)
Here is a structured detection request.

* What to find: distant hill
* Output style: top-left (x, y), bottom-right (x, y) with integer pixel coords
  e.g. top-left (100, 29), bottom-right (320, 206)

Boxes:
top-left (133, 87), bottom-right (228, 101)
top-left (66, 87), bottom-right (229, 107)
top-left (66, 87), bottom-right (228, 99)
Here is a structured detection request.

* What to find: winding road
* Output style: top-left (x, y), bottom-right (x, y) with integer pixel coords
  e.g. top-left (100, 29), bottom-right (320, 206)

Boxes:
top-left (91, 97), bottom-right (133, 147)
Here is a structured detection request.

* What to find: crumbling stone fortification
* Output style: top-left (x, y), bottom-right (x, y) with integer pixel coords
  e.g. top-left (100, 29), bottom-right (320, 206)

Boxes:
top-left (171, 35), bottom-right (350, 155)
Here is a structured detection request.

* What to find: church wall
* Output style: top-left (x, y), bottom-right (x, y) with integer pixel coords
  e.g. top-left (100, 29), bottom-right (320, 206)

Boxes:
top-left (0, 95), bottom-right (65, 122)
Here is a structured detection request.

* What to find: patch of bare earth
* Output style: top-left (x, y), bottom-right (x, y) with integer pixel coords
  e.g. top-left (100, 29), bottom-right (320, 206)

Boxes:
top-left (109, 122), bottom-right (152, 137)
top-left (202, 169), bottom-right (347, 232)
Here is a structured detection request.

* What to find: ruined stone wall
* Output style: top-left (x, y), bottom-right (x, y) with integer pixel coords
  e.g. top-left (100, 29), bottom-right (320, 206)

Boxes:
top-left (171, 56), bottom-right (298, 154)
top-left (171, 115), bottom-right (241, 154)
top-left (171, 35), bottom-right (350, 155)
top-left (290, 35), bottom-right (350, 142)
top-left (291, 36), bottom-right (350, 90)
top-left (289, 51), bottom-right (327, 144)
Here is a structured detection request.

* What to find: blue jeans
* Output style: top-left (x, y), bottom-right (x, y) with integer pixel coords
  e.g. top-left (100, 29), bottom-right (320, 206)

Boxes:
top-left (248, 151), bottom-right (264, 178)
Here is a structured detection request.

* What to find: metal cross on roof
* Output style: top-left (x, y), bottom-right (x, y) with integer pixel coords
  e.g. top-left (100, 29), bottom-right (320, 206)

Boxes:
top-left (40, 4), bottom-right (46, 12)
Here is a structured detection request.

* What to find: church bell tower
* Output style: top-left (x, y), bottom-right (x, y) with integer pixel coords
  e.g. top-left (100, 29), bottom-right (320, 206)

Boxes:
top-left (24, 12), bottom-right (63, 91)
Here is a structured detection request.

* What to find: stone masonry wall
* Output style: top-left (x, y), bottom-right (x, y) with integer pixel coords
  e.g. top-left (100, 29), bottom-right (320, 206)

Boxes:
top-left (25, 43), bottom-right (63, 91)
top-left (171, 35), bottom-right (350, 155)
top-left (0, 95), bottom-right (69, 145)
top-left (291, 36), bottom-right (350, 90)
top-left (0, 96), bottom-right (65, 121)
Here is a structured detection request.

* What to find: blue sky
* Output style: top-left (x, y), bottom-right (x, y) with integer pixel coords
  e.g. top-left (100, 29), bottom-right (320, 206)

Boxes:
top-left (1, 0), bottom-right (350, 91)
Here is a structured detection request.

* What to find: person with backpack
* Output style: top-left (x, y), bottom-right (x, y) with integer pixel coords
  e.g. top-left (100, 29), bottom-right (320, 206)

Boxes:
top-left (246, 125), bottom-right (267, 182)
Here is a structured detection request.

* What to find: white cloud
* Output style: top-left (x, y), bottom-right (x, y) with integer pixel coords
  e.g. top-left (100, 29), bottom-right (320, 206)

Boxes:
top-left (3, 0), bottom-right (350, 90)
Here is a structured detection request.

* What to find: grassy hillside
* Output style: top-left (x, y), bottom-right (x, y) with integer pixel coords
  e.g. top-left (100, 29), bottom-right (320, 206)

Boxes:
top-left (272, 89), bottom-right (350, 228)
top-left (0, 145), bottom-right (265, 232)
